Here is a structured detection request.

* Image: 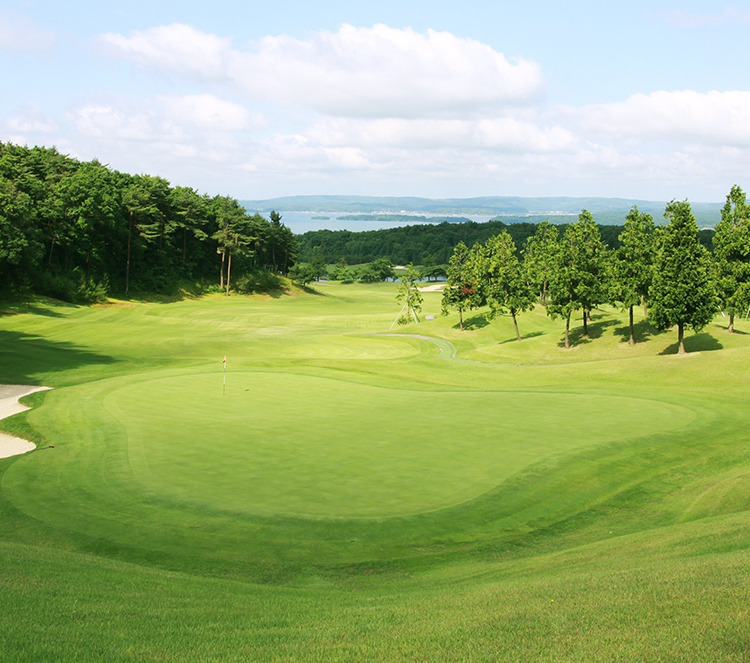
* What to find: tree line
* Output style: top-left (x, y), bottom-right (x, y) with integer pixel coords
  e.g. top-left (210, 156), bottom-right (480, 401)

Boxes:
top-left (0, 143), bottom-right (297, 301)
top-left (296, 217), bottom-right (715, 266)
top-left (441, 188), bottom-right (750, 354)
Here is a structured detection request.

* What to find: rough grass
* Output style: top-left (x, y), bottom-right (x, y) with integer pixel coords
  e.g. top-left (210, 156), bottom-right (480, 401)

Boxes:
top-left (1, 283), bottom-right (749, 661)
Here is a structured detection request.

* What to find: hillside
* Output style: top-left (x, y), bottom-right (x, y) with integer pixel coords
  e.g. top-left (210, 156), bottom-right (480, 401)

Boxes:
top-left (1, 287), bottom-right (749, 661)
top-left (241, 194), bottom-right (724, 226)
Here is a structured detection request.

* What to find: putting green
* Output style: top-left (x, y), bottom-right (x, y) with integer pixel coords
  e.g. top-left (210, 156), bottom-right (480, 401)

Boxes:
top-left (97, 370), bottom-right (695, 518)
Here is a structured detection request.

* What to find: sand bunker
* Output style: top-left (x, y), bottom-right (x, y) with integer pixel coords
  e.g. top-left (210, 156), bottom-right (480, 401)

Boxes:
top-left (0, 385), bottom-right (51, 459)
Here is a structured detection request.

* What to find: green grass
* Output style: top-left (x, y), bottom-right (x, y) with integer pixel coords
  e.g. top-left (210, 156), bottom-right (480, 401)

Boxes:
top-left (1, 283), bottom-right (750, 661)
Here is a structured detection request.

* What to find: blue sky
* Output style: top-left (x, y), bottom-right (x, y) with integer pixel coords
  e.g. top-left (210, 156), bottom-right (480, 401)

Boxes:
top-left (2, 1), bottom-right (750, 202)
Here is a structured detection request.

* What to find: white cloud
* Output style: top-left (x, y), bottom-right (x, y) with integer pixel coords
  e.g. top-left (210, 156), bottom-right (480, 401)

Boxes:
top-left (235, 24), bottom-right (543, 117)
top-left (158, 94), bottom-right (257, 131)
top-left (578, 90), bottom-right (750, 147)
top-left (51, 85), bottom-right (750, 200)
top-left (0, 13), bottom-right (55, 54)
top-left (322, 147), bottom-right (373, 170)
top-left (71, 94), bottom-right (258, 141)
top-left (99, 23), bottom-right (544, 119)
top-left (6, 105), bottom-right (58, 133)
top-left (99, 24), bottom-right (232, 81)
top-left (306, 116), bottom-right (575, 153)
top-left (73, 103), bottom-right (167, 141)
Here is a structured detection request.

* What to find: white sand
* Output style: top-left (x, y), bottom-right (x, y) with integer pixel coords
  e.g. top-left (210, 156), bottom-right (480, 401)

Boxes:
top-left (0, 385), bottom-right (51, 459)
top-left (418, 283), bottom-right (447, 292)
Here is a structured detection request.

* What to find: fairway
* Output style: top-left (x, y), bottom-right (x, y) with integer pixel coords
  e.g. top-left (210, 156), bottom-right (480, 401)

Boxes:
top-left (1, 283), bottom-right (750, 662)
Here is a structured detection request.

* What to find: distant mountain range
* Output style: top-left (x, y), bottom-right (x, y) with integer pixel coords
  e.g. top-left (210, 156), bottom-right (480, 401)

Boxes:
top-left (241, 195), bottom-right (723, 226)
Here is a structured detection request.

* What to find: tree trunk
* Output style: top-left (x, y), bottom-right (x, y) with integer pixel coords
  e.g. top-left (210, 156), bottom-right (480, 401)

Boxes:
top-left (729, 311), bottom-right (735, 333)
top-left (629, 305), bottom-right (635, 345)
top-left (459, 308), bottom-right (464, 331)
top-left (125, 213), bottom-right (132, 298)
top-left (512, 310), bottom-right (521, 341)
top-left (678, 322), bottom-right (685, 354)
top-left (226, 250), bottom-right (232, 296)
top-left (642, 295), bottom-right (648, 319)
top-left (565, 312), bottom-right (571, 348)
top-left (582, 310), bottom-right (589, 337)
top-left (220, 250), bottom-right (225, 289)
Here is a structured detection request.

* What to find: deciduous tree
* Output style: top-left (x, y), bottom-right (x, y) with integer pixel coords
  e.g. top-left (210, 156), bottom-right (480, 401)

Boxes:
top-left (546, 211), bottom-right (609, 347)
top-left (441, 241), bottom-right (481, 330)
top-left (523, 220), bottom-right (559, 306)
top-left (474, 231), bottom-right (535, 341)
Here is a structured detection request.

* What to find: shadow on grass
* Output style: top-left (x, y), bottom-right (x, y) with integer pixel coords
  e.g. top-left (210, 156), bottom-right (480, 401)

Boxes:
top-left (296, 283), bottom-right (330, 297)
top-left (613, 319), bottom-right (659, 345)
top-left (461, 314), bottom-right (490, 330)
top-left (715, 323), bottom-right (750, 335)
top-left (0, 329), bottom-right (117, 385)
top-left (659, 332), bottom-right (724, 355)
top-left (500, 330), bottom-right (545, 344)
top-left (0, 299), bottom-right (74, 318)
top-left (262, 288), bottom-right (288, 299)
top-left (557, 318), bottom-right (618, 347)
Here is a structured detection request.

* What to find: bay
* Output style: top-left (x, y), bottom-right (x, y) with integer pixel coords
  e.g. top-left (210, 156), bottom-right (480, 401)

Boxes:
top-left (269, 211), bottom-right (496, 235)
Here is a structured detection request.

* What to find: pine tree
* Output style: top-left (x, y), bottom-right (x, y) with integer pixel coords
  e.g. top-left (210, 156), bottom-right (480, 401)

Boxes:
top-left (650, 201), bottom-right (717, 354)
top-left (395, 263), bottom-right (423, 326)
top-left (611, 206), bottom-right (656, 345)
top-left (714, 185), bottom-right (750, 333)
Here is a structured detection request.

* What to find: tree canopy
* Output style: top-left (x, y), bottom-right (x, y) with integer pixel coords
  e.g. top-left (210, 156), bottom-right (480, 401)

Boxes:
top-left (650, 201), bottom-right (717, 354)
top-left (611, 206), bottom-right (656, 345)
top-left (713, 185), bottom-right (750, 333)
top-left (473, 231), bottom-right (535, 341)
top-left (0, 142), bottom-right (297, 300)
top-left (441, 241), bottom-right (481, 330)
top-left (546, 210), bottom-right (609, 348)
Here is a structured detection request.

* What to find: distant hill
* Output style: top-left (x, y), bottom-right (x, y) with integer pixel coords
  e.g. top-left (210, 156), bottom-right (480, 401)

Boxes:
top-left (241, 195), bottom-right (723, 227)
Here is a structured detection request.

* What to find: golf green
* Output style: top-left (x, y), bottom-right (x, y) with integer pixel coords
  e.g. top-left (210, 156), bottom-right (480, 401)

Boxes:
top-left (68, 370), bottom-right (695, 519)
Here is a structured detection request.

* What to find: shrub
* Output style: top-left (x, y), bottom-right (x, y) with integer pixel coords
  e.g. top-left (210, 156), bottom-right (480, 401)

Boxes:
top-left (34, 270), bottom-right (109, 303)
top-left (236, 269), bottom-right (285, 294)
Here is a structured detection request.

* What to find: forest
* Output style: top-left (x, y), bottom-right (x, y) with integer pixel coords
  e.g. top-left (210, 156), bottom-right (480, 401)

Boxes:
top-left (0, 142), bottom-right (297, 301)
top-left (296, 217), bottom-right (715, 266)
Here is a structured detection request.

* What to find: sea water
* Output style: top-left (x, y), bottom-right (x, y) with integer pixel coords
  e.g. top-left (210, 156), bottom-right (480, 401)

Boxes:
top-left (263, 211), bottom-right (496, 235)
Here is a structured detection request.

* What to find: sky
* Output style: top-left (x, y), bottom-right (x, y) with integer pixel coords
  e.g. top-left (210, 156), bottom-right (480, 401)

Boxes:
top-left (2, 1), bottom-right (750, 203)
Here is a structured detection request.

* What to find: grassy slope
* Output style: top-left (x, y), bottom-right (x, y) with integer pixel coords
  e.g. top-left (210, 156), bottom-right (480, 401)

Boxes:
top-left (1, 285), bottom-right (749, 662)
